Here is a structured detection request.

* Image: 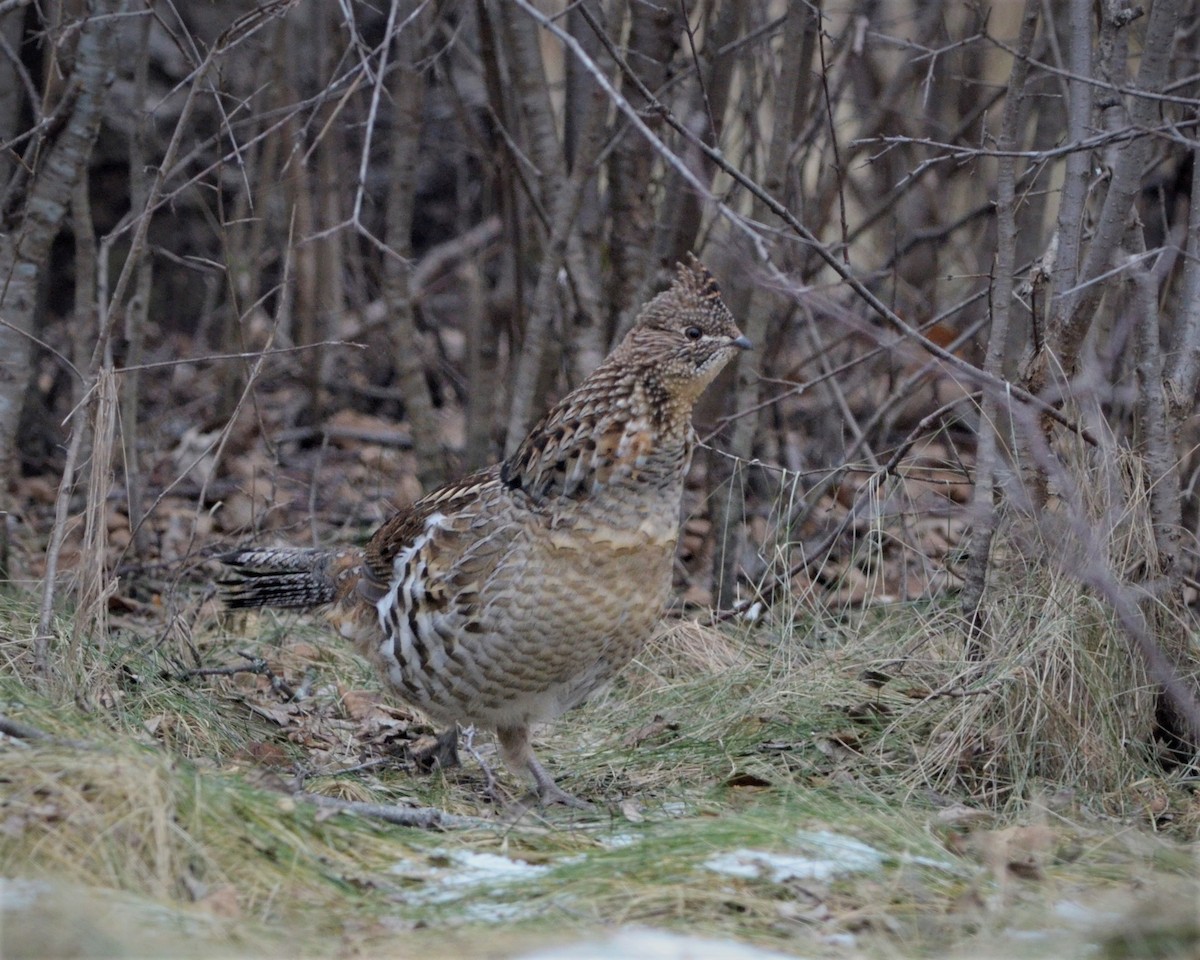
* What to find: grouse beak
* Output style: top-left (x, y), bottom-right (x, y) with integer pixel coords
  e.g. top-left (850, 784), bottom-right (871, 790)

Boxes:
top-left (731, 334), bottom-right (752, 351)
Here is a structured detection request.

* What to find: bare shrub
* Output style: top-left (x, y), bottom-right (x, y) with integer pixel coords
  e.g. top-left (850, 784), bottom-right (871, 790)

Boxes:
top-left (2, 1), bottom-right (1196, 794)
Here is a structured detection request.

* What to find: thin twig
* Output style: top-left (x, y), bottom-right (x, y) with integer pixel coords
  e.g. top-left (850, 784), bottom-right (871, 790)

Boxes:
top-left (294, 792), bottom-right (485, 830)
top-left (460, 724), bottom-right (500, 803)
top-left (0, 715), bottom-right (55, 741)
top-left (177, 650), bottom-right (298, 701)
top-left (0, 715), bottom-right (95, 750)
top-left (715, 389), bottom-right (983, 620)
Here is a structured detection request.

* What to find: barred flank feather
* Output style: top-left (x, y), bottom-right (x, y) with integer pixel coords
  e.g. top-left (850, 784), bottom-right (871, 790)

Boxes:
top-left (219, 548), bottom-right (345, 610)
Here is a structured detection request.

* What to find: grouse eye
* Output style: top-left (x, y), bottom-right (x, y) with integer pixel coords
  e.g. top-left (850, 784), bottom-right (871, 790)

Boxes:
top-left (684, 325), bottom-right (703, 341)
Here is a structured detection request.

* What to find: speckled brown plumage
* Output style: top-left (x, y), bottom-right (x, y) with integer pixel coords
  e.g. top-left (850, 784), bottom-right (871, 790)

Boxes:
top-left (221, 256), bottom-right (749, 806)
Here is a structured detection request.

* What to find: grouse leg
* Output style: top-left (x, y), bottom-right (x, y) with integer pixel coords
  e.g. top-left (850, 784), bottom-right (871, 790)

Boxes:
top-left (497, 724), bottom-right (592, 809)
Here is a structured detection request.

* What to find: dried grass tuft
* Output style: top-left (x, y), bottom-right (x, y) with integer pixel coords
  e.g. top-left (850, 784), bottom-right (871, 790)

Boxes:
top-left (0, 745), bottom-right (183, 898)
top-left (834, 439), bottom-right (1176, 808)
top-left (651, 618), bottom-right (744, 675)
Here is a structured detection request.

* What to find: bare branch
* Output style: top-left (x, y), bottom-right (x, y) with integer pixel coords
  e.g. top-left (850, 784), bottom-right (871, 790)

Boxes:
top-left (959, 1), bottom-right (1040, 653)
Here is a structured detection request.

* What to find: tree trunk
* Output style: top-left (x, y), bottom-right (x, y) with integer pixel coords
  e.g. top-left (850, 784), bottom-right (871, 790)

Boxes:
top-left (385, 2), bottom-right (448, 490)
top-left (0, 0), bottom-right (124, 506)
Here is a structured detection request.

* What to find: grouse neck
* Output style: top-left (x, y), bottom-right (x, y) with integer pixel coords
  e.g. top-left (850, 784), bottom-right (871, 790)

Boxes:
top-left (584, 351), bottom-right (698, 441)
top-left (500, 357), bottom-right (695, 503)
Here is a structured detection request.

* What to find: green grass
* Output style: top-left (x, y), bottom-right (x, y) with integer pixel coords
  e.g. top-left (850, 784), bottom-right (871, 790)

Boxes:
top-left (1, 589), bottom-right (1197, 959)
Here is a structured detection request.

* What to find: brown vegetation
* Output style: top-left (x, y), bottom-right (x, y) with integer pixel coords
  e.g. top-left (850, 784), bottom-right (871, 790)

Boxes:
top-left (2, 1), bottom-right (1200, 951)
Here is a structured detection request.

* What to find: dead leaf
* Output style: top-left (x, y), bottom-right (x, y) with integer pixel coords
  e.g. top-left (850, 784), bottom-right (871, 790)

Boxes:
top-left (407, 733), bottom-right (459, 772)
top-left (290, 641), bottom-right (323, 661)
top-left (621, 714), bottom-right (678, 748)
top-left (245, 701), bottom-right (298, 726)
top-left (724, 771), bottom-right (772, 788)
top-left (235, 741), bottom-right (290, 767)
top-left (341, 689), bottom-right (384, 720)
top-left (971, 824), bottom-right (1056, 881)
top-left (827, 729), bottom-right (863, 750)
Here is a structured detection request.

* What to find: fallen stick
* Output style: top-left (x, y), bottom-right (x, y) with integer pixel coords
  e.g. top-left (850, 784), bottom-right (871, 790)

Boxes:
top-left (294, 791), bottom-right (486, 830)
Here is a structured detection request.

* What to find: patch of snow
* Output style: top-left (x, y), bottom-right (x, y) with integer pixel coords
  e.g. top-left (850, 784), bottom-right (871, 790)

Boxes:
top-left (392, 849), bottom-right (550, 901)
top-left (792, 831), bottom-right (888, 870)
top-left (390, 848), bottom-right (553, 921)
top-left (704, 830), bottom-right (961, 884)
top-left (602, 830), bottom-right (643, 849)
top-left (705, 830), bottom-right (885, 883)
top-left (705, 848), bottom-right (861, 883)
top-left (515, 927), bottom-right (808, 960)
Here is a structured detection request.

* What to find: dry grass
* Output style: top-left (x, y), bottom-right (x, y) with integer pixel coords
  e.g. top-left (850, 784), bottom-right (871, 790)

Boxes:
top-left (733, 432), bottom-right (1198, 817)
top-left (821, 595), bottom-right (1184, 820)
top-left (1, 574), bottom-right (1197, 958)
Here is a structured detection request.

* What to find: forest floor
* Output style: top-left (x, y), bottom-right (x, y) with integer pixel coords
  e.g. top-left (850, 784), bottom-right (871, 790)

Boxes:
top-left (2, 583), bottom-right (1197, 959)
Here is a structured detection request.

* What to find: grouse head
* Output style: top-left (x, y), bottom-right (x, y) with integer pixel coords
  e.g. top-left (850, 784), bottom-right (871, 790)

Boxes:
top-left (620, 255), bottom-right (751, 407)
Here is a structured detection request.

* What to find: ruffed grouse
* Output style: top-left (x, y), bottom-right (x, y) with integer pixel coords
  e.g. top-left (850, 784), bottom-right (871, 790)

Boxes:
top-left (221, 257), bottom-right (749, 806)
